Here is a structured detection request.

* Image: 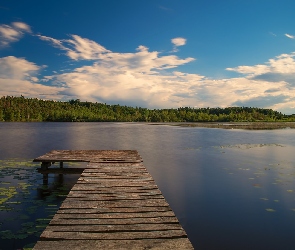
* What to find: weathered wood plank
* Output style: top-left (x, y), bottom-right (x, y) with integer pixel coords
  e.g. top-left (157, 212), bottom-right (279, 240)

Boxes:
top-left (33, 238), bottom-right (194, 250)
top-left (64, 193), bottom-right (164, 200)
top-left (60, 199), bottom-right (170, 209)
top-left (83, 165), bottom-right (145, 171)
top-left (74, 183), bottom-right (159, 188)
top-left (60, 199), bottom-right (169, 208)
top-left (66, 195), bottom-right (164, 200)
top-left (71, 184), bottom-right (159, 190)
top-left (78, 177), bottom-right (155, 182)
top-left (41, 223), bottom-right (184, 232)
top-left (49, 217), bottom-right (179, 225)
top-left (34, 150), bottom-right (143, 163)
top-left (52, 211), bottom-right (177, 219)
top-left (80, 173), bottom-right (152, 178)
top-left (84, 164), bottom-right (146, 169)
top-left (57, 206), bottom-right (172, 213)
top-left (65, 195), bottom-right (164, 201)
top-left (83, 169), bottom-right (148, 173)
top-left (68, 189), bottom-right (162, 195)
top-left (40, 230), bottom-right (188, 240)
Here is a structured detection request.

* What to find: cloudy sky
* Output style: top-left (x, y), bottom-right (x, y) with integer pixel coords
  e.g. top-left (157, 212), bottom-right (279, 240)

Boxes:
top-left (1, 0), bottom-right (295, 114)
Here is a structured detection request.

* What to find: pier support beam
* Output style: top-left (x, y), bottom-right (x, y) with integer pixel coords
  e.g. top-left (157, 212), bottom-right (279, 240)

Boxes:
top-left (41, 162), bottom-right (51, 170)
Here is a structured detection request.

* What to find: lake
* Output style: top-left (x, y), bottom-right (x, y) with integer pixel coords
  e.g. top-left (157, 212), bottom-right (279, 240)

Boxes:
top-left (0, 122), bottom-right (295, 249)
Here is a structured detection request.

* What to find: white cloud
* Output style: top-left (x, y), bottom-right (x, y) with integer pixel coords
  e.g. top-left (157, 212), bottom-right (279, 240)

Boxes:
top-left (0, 56), bottom-right (62, 99)
top-left (171, 37), bottom-right (187, 52)
top-left (223, 53), bottom-right (295, 112)
top-left (50, 44), bottom-right (196, 107)
top-left (12, 22), bottom-right (31, 33)
top-left (30, 76), bottom-right (39, 82)
top-left (0, 25), bottom-right (20, 46)
top-left (0, 22), bottom-right (31, 47)
top-left (285, 33), bottom-right (295, 39)
top-left (226, 53), bottom-right (295, 76)
top-left (0, 78), bottom-right (62, 99)
top-left (66, 35), bottom-right (110, 60)
top-left (38, 34), bottom-right (194, 71)
top-left (0, 56), bottom-right (40, 79)
top-left (171, 37), bottom-right (186, 46)
top-left (37, 35), bottom-right (66, 49)
top-left (226, 64), bottom-right (269, 76)
top-left (38, 34), bottom-right (110, 60)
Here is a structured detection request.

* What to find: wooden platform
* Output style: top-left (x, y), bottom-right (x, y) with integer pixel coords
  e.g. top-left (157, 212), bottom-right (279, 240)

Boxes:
top-left (33, 150), bottom-right (194, 249)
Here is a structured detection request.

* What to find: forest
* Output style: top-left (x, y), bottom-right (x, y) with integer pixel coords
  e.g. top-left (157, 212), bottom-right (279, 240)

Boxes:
top-left (0, 96), bottom-right (294, 122)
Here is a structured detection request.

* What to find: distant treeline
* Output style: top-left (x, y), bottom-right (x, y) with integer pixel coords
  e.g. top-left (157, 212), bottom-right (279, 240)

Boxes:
top-left (0, 96), bottom-right (294, 122)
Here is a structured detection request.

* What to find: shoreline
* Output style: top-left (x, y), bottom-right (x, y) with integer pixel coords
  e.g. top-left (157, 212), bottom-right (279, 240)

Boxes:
top-left (1, 121), bottom-right (295, 130)
top-left (148, 122), bottom-right (295, 130)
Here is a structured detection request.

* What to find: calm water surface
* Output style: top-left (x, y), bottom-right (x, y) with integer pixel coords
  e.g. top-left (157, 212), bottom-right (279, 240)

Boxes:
top-left (0, 122), bottom-right (295, 249)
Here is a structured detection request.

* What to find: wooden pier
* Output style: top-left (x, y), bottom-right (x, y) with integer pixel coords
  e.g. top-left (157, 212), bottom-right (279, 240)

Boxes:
top-left (33, 150), bottom-right (193, 249)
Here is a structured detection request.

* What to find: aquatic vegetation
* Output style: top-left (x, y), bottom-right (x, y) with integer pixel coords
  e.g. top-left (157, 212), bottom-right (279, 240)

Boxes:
top-left (0, 187), bottom-right (17, 205)
top-left (0, 158), bottom-right (80, 249)
top-left (216, 143), bottom-right (284, 150)
top-left (266, 208), bottom-right (276, 212)
top-left (260, 198), bottom-right (269, 201)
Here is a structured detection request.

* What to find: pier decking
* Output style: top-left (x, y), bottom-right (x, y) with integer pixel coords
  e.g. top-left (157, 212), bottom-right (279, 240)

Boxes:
top-left (33, 150), bottom-right (193, 249)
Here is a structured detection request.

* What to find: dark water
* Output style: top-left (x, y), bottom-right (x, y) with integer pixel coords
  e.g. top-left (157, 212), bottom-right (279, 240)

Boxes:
top-left (0, 122), bottom-right (295, 250)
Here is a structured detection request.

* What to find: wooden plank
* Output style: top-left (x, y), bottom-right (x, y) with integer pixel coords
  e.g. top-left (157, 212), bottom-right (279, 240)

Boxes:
top-left (77, 177), bottom-right (155, 182)
top-left (71, 184), bottom-right (159, 190)
top-left (49, 217), bottom-right (179, 225)
top-left (57, 207), bottom-right (172, 213)
top-left (65, 195), bottom-right (164, 201)
top-left (85, 163), bottom-right (145, 168)
top-left (34, 150), bottom-right (143, 163)
top-left (33, 238), bottom-right (194, 250)
top-left (52, 211), bottom-right (177, 219)
top-left (40, 223), bottom-right (184, 232)
top-left (65, 196), bottom-right (165, 201)
top-left (77, 179), bottom-right (155, 184)
top-left (39, 230), bottom-right (188, 240)
top-left (68, 189), bottom-right (162, 195)
top-left (80, 173), bottom-right (152, 178)
top-left (84, 163), bottom-right (144, 169)
top-left (59, 199), bottom-right (170, 209)
top-left (67, 191), bottom-right (163, 196)
top-left (74, 183), bottom-right (158, 188)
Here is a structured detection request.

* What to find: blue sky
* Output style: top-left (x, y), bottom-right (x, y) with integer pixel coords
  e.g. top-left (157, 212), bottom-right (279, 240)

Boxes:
top-left (1, 0), bottom-right (295, 114)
